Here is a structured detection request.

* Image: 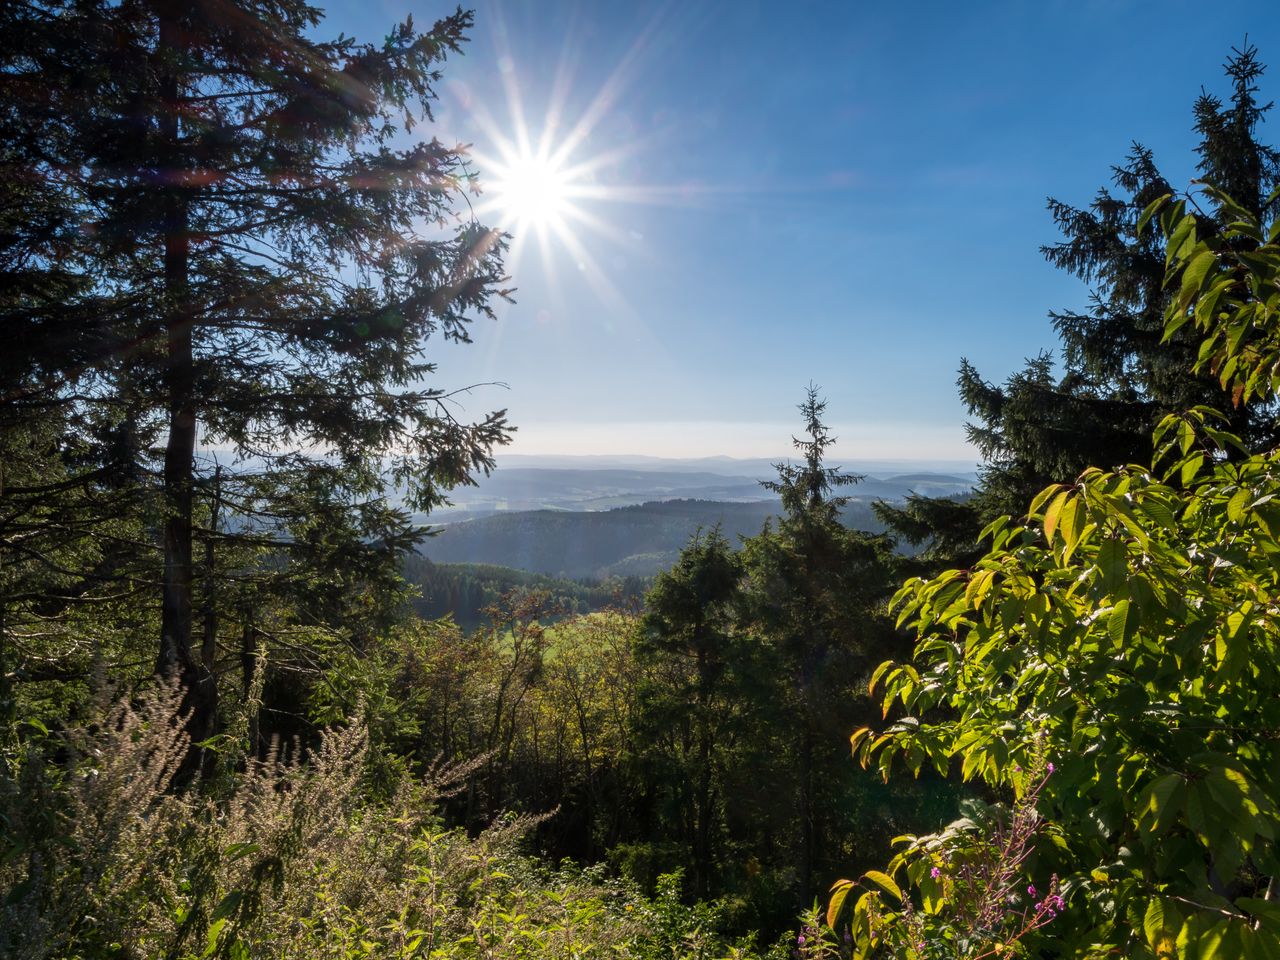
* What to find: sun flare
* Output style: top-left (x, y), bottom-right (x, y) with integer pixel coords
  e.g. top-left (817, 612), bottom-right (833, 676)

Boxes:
top-left (463, 24), bottom-right (677, 306)
top-left (485, 148), bottom-right (575, 231)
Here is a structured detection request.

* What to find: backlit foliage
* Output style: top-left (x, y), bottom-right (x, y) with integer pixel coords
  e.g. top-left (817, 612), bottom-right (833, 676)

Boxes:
top-left (843, 187), bottom-right (1280, 957)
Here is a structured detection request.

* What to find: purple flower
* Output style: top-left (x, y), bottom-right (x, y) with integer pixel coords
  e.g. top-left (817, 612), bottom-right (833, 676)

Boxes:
top-left (930, 866), bottom-right (941, 879)
top-left (1047, 762), bottom-right (1055, 774)
top-left (797, 935), bottom-right (806, 946)
top-left (1027, 884), bottom-right (1037, 898)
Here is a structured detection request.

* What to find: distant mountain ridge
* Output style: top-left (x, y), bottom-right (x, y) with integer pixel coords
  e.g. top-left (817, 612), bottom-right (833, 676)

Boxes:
top-left (419, 496), bottom-right (893, 580)
top-left (429, 464), bottom-right (974, 517)
top-left (492, 453), bottom-right (979, 475)
top-left (415, 458), bottom-right (974, 579)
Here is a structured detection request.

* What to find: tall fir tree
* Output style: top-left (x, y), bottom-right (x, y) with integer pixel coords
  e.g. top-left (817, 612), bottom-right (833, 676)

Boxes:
top-left (882, 44), bottom-right (1280, 558)
top-left (744, 386), bottom-right (897, 896)
top-left (1, 1), bottom-right (511, 737)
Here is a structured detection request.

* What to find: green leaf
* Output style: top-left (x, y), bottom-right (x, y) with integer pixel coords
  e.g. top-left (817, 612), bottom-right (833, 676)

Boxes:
top-left (211, 890), bottom-right (244, 923)
top-left (1136, 193), bottom-right (1171, 237)
top-left (1178, 250), bottom-right (1218, 313)
top-left (223, 843), bottom-right (260, 862)
top-left (1145, 898), bottom-right (1167, 947)
top-left (1166, 213), bottom-right (1197, 270)
top-left (1043, 490), bottom-right (1069, 543)
top-left (828, 879), bottom-right (855, 928)
top-left (1108, 599), bottom-right (1131, 647)
top-left (861, 870), bottom-right (901, 901)
top-left (201, 919), bottom-right (227, 960)
top-left (1140, 497), bottom-right (1176, 530)
top-left (1140, 773), bottom-right (1183, 834)
top-left (1096, 538), bottom-right (1126, 594)
top-left (1181, 454), bottom-right (1205, 487)
top-left (1228, 488), bottom-right (1251, 523)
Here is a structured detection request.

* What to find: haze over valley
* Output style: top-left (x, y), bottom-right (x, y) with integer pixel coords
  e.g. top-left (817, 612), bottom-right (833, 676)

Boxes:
top-left (414, 454), bottom-right (976, 579)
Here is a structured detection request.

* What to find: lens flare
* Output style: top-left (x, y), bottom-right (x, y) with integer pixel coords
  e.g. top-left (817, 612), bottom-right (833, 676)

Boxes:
top-left (485, 149), bottom-right (574, 232)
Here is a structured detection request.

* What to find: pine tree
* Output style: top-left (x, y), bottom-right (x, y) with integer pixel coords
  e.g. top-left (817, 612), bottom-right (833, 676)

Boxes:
top-left (2, 1), bottom-right (511, 736)
top-left (882, 44), bottom-right (1280, 559)
top-left (744, 386), bottom-right (896, 897)
top-left (636, 527), bottom-right (746, 899)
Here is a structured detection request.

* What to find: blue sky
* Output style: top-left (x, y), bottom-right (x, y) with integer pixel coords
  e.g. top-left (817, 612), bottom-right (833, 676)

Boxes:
top-left (331, 0), bottom-right (1280, 461)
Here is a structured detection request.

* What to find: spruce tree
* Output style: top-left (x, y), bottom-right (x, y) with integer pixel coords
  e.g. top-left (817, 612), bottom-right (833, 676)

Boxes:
top-left (1, 1), bottom-right (510, 735)
top-left (881, 44), bottom-right (1280, 558)
top-left (744, 386), bottom-right (896, 898)
top-left (636, 527), bottom-right (746, 899)
top-left (978, 46), bottom-right (1280, 508)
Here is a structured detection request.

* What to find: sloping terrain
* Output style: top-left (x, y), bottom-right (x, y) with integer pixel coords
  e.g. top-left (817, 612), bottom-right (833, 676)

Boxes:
top-left (418, 497), bottom-right (889, 579)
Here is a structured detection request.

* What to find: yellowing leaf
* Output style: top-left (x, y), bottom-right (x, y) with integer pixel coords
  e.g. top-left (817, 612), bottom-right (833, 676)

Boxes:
top-left (827, 879), bottom-right (854, 928)
top-left (966, 569), bottom-right (995, 608)
top-left (1043, 490), bottom-right (1069, 543)
top-left (1059, 496), bottom-right (1083, 552)
top-left (861, 870), bottom-right (901, 901)
top-left (1145, 898), bottom-right (1171, 949)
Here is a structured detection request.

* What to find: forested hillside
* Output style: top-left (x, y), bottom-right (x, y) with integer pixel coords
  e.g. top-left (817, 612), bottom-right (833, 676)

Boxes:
top-left (418, 497), bottom-right (887, 578)
top-left (5, 4), bottom-right (1280, 959)
top-left (403, 554), bottom-right (648, 628)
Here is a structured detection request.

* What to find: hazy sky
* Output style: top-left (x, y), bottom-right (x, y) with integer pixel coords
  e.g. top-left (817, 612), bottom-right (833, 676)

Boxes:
top-left (328, 0), bottom-right (1280, 461)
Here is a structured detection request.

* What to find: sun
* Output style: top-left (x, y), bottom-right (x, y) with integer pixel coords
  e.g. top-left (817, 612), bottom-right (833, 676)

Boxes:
top-left (460, 21), bottom-right (676, 305)
top-left (470, 118), bottom-right (625, 304)
top-left (484, 147), bottom-right (576, 233)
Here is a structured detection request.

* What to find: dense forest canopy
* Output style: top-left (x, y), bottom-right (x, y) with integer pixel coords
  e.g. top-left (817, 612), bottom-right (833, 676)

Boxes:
top-left (4, 4), bottom-right (1280, 960)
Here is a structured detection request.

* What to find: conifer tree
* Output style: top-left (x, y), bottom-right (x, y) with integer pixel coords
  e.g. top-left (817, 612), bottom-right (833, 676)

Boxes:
top-left (982, 46), bottom-right (1279, 504)
top-left (636, 527), bottom-right (745, 898)
top-left (1, 1), bottom-right (510, 735)
top-left (744, 386), bottom-right (896, 896)
top-left (883, 44), bottom-right (1280, 554)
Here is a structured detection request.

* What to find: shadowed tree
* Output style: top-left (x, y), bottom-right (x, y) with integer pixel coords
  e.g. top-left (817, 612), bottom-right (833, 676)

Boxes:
top-left (636, 527), bottom-right (745, 899)
top-left (745, 386), bottom-right (897, 896)
top-left (879, 44), bottom-right (1280, 564)
top-left (1, 0), bottom-right (511, 739)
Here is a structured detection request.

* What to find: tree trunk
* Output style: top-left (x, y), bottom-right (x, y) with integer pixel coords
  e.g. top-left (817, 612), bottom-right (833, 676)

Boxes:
top-left (0, 586), bottom-right (11, 780)
top-left (695, 639), bottom-right (713, 898)
top-left (799, 723), bottom-right (815, 896)
top-left (200, 465), bottom-right (221, 674)
top-left (155, 7), bottom-right (216, 747)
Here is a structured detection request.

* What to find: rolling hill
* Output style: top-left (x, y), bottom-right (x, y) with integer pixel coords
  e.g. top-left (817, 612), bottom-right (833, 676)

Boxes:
top-left (418, 496), bottom-right (891, 579)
